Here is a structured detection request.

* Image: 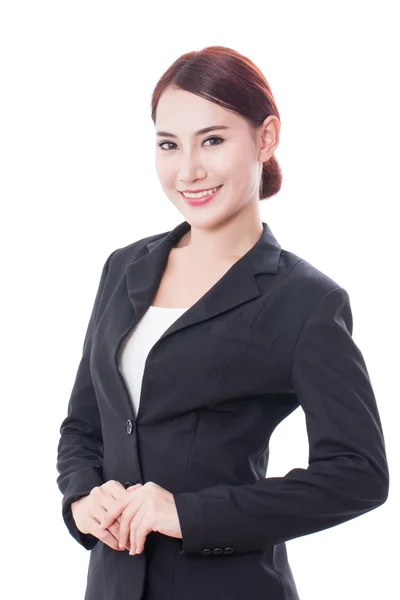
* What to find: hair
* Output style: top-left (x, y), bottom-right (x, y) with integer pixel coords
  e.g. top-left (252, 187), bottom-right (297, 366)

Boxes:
top-left (151, 45), bottom-right (282, 201)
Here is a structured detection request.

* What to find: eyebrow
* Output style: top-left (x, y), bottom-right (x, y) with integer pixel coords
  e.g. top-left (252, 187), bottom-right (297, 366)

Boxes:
top-left (156, 125), bottom-right (230, 138)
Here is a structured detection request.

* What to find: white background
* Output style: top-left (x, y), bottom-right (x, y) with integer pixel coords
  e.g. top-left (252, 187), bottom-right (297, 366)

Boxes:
top-left (1, 1), bottom-right (398, 598)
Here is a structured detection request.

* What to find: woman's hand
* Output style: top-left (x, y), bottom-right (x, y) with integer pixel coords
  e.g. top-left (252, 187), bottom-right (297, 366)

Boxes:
top-left (71, 480), bottom-right (142, 550)
top-left (99, 481), bottom-right (183, 555)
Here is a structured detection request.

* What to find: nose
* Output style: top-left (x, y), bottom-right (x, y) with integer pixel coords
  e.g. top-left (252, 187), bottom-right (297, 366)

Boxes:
top-left (178, 153), bottom-right (206, 183)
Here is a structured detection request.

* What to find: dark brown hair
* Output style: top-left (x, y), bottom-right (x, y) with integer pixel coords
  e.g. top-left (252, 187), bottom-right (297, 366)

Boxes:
top-left (151, 45), bottom-right (282, 201)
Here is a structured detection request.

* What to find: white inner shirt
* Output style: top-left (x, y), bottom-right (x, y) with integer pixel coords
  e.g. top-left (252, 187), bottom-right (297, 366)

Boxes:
top-left (117, 305), bottom-right (189, 418)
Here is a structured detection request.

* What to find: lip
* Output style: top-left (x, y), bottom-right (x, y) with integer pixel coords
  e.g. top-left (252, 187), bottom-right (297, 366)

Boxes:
top-left (180, 186), bottom-right (220, 193)
top-left (180, 185), bottom-right (223, 207)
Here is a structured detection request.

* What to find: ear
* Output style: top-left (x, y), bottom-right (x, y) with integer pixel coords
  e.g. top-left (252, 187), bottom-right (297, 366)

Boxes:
top-left (258, 115), bottom-right (280, 162)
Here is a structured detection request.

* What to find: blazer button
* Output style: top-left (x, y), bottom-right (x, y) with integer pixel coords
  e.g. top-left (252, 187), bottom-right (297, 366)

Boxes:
top-left (212, 548), bottom-right (223, 555)
top-left (126, 419), bottom-right (133, 434)
top-left (124, 481), bottom-right (133, 489)
top-left (224, 547), bottom-right (235, 554)
top-left (200, 548), bottom-right (212, 555)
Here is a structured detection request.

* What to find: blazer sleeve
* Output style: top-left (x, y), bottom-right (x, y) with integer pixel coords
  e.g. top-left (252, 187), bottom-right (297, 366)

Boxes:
top-left (173, 286), bottom-right (390, 555)
top-left (56, 249), bottom-right (116, 550)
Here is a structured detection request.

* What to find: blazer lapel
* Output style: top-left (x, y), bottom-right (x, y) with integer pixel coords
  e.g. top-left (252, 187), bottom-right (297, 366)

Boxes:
top-left (125, 219), bottom-right (281, 346)
top-left (93, 219), bottom-right (282, 426)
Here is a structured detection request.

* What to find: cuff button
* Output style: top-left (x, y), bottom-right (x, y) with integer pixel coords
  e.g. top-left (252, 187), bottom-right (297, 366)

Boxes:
top-left (200, 548), bottom-right (212, 555)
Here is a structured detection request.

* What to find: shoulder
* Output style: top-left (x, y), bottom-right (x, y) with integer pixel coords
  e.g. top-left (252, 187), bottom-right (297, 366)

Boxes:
top-left (266, 248), bottom-right (353, 345)
top-left (278, 248), bottom-right (348, 314)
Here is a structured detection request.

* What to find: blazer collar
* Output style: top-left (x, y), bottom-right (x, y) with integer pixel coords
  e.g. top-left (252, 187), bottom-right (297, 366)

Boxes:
top-left (125, 219), bottom-right (282, 340)
top-left (143, 219), bottom-right (281, 275)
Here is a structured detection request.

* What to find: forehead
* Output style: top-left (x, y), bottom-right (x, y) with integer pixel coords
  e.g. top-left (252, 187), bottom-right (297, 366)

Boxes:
top-left (155, 88), bottom-right (244, 133)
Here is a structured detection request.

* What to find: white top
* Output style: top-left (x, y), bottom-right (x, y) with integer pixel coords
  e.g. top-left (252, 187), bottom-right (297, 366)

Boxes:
top-left (118, 305), bottom-right (189, 418)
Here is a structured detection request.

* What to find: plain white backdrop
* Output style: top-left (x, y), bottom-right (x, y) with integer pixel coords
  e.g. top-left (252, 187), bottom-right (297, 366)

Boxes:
top-left (1, 1), bottom-right (398, 598)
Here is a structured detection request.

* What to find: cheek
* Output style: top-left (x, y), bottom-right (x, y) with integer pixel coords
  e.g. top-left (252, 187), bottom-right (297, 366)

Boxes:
top-left (207, 152), bottom-right (238, 182)
top-left (155, 161), bottom-right (174, 188)
top-left (218, 145), bottom-right (252, 179)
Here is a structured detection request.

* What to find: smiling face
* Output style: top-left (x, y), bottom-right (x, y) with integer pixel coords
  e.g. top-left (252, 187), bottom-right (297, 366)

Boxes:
top-left (154, 87), bottom-right (278, 229)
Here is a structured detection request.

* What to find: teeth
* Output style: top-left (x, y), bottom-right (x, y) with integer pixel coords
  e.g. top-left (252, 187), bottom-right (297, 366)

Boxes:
top-left (182, 186), bottom-right (220, 199)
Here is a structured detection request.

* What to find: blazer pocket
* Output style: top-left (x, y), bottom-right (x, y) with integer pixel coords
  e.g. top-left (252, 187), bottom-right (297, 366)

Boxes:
top-left (211, 320), bottom-right (279, 349)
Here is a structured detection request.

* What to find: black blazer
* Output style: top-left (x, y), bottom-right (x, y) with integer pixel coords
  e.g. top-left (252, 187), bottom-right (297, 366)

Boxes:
top-left (56, 219), bottom-right (389, 600)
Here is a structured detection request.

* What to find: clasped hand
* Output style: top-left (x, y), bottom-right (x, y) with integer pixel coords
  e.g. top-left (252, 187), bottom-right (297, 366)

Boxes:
top-left (99, 481), bottom-right (182, 555)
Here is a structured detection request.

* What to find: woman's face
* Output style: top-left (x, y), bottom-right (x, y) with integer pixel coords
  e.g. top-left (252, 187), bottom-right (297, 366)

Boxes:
top-left (154, 87), bottom-right (278, 229)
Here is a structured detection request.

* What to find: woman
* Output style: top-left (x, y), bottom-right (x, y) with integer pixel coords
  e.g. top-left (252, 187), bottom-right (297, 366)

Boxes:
top-left (56, 46), bottom-right (389, 600)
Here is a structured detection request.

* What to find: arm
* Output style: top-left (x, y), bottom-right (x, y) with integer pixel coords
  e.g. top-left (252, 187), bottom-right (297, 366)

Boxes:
top-left (56, 249), bottom-right (116, 550)
top-left (173, 286), bottom-right (390, 555)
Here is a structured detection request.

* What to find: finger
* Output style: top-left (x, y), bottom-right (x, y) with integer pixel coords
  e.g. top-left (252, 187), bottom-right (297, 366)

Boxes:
top-left (118, 504), bottom-right (137, 550)
top-left (98, 481), bottom-right (137, 529)
top-left (127, 484), bottom-right (142, 492)
top-left (125, 492), bottom-right (147, 553)
top-left (102, 485), bottom-right (142, 533)
top-left (93, 522), bottom-right (121, 551)
top-left (88, 486), bottom-right (116, 525)
top-left (91, 487), bottom-right (123, 529)
top-left (116, 517), bottom-right (131, 551)
top-left (134, 516), bottom-right (151, 555)
top-left (129, 504), bottom-right (147, 555)
top-left (87, 507), bottom-right (122, 550)
top-left (108, 521), bottom-right (126, 551)
top-left (82, 489), bottom-right (128, 549)
top-left (103, 479), bottom-right (130, 498)
top-left (100, 495), bottom-right (131, 529)
top-left (98, 480), bottom-right (126, 504)
top-left (114, 517), bottom-right (131, 551)
top-left (101, 484), bottom-right (141, 524)
top-left (93, 516), bottom-right (129, 552)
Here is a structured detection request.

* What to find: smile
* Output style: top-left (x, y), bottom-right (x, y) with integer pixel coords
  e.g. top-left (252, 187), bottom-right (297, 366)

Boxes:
top-left (180, 185), bottom-right (223, 207)
top-left (181, 186), bottom-right (221, 199)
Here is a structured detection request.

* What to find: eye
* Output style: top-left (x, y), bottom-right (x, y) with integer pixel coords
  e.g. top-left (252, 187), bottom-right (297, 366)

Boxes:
top-left (157, 136), bottom-right (224, 151)
top-left (203, 136), bottom-right (224, 146)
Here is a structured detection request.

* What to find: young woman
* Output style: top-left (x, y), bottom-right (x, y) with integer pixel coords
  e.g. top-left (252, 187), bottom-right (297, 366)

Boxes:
top-left (56, 46), bottom-right (389, 600)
